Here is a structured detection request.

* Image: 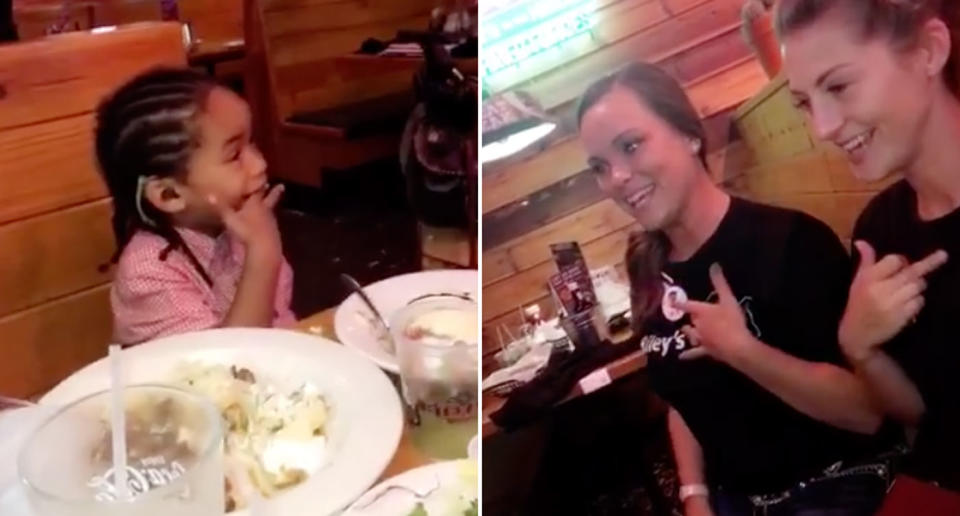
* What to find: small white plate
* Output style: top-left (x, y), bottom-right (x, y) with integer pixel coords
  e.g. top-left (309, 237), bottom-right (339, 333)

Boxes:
top-left (335, 270), bottom-right (478, 373)
top-left (343, 460), bottom-right (477, 516)
top-left (41, 328), bottom-right (404, 516)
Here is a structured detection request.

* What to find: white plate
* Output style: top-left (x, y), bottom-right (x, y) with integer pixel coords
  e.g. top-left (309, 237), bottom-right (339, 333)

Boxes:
top-left (343, 460), bottom-right (477, 516)
top-left (335, 270), bottom-right (478, 373)
top-left (41, 328), bottom-right (404, 516)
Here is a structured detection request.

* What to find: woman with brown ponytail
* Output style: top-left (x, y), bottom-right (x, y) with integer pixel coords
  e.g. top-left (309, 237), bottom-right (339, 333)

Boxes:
top-left (778, 0), bottom-right (960, 492)
top-left (577, 63), bottom-right (897, 515)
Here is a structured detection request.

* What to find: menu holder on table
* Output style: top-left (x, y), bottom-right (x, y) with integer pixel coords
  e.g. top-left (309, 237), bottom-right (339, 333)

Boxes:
top-left (558, 309), bottom-right (608, 349)
top-left (549, 242), bottom-right (606, 349)
top-left (488, 337), bottom-right (640, 431)
top-left (549, 242), bottom-right (598, 314)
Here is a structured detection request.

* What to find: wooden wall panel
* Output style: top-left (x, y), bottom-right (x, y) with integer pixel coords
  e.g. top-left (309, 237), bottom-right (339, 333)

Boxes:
top-left (264, 0), bottom-right (431, 37)
top-left (686, 58), bottom-right (766, 118)
top-left (483, 168), bottom-right (611, 250)
top-left (482, 136), bottom-right (585, 214)
top-left (663, 28), bottom-right (752, 85)
top-left (270, 15), bottom-right (431, 67)
top-left (290, 66), bottom-right (421, 116)
top-left (665, 0), bottom-right (713, 12)
top-left (735, 76), bottom-right (817, 163)
top-left (260, 0), bottom-right (433, 116)
top-left (482, 249), bottom-right (516, 287)
top-left (741, 152), bottom-right (834, 198)
top-left (0, 200), bottom-right (114, 317)
top-left (12, 1), bottom-right (95, 39)
top-left (0, 22), bottom-right (186, 130)
top-left (482, 199), bottom-right (631, 286)
top-left (0, 285), bottom-right (111, 399)
top-left (90, 0), bottom-right (163, 27)
top-left (0, 114), bottom-right (106, 224)
top-left (483, 228), bottom-right (630, 322)
top-left (495, 199), bottom-right (635, 273)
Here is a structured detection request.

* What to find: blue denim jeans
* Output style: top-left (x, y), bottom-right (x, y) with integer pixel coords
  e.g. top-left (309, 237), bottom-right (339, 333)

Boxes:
top-left (712, 461), bottom-right (891, 516)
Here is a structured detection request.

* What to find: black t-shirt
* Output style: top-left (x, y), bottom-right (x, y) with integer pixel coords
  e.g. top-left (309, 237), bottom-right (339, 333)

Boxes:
top-left (644, 197), bottom-right (890, 495)
top-left (853, 180), bottom-right (960, 490)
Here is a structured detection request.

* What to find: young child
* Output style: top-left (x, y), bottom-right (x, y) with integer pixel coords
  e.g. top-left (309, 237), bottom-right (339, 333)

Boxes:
top-left (95, 68), bottom-right (296, 345)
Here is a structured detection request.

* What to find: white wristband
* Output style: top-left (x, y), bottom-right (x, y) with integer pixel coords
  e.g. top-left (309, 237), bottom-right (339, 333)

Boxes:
top-left (679, 484), bottom-right (709, 502)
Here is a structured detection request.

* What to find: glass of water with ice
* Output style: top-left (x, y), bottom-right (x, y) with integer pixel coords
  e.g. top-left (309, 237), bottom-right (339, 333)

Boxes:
top-left (391, 297), bottom-right (478, 460)
top-left (18, 385), bottom-right (223, 516)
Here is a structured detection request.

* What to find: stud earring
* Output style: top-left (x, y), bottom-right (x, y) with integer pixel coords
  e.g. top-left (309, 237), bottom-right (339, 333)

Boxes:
top-left (689, 138), bottom-right (702, 154)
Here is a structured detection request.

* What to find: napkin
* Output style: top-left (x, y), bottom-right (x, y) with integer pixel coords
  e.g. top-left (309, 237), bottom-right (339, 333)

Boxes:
top-left (489, 338), bottom-right (640, 431)
top-left (482, 337), bottom-right (553, 393)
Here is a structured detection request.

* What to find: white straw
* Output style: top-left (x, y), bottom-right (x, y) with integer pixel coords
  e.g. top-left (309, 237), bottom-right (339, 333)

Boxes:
top-left (108, 344), bottom-right (130, 501)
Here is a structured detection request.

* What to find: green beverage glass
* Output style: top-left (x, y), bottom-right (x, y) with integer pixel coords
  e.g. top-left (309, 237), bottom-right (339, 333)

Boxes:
top-left (18, 384), bottom-right (223, 516)
top-left (391, 297), bottom-right (478, 460)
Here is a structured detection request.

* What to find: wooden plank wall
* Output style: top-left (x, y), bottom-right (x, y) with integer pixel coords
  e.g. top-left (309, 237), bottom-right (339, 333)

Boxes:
top-left (257, 0), bottom-right (435, 119)
top-left (0, 23), bottom-right (187, 398)
top-left (481, 0), bottom-right (769, 353)
top-left (244, 0), bottom-right (437, 184)
top-left (12, 0), bottom-right (243, 50)
top-left (12, 0), bottom-right (161, 39)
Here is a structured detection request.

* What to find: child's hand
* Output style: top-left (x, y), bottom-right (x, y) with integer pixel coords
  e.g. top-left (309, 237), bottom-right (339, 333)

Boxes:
top-left (208, 184), bottom-right (284, 263)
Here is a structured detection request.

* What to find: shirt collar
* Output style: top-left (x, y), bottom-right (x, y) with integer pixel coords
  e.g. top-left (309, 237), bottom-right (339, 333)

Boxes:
top-left (174, 227), bottom-right (234, 268)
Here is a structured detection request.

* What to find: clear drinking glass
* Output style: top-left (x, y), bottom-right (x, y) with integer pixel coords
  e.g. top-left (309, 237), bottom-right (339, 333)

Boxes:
top-left (1, 397), bottom-right (57, 513)
top-left (18, 384), bottom-right (223, 516)
top-left (391, 297), bottom-right (478, 460)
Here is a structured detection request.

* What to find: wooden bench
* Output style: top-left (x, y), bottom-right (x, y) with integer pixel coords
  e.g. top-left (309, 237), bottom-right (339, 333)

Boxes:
top-left (12, 0), bottom-right (97, 38)
top-left (11, 0), bottom-right (171, 39)
top-left (180, 0), bottom-right (242, 51)
top-left (180, 0), bottom-right (245, 78)
top-left (13, 0), bottom-right (244, 74)
top-left (0, 22), bottom-right (187, 399)
top-left (244, 0), bottom-right (435, 187)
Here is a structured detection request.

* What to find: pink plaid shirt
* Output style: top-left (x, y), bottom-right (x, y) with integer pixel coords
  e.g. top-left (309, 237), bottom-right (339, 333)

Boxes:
top-left (111, 227), bottom-right (297, 345)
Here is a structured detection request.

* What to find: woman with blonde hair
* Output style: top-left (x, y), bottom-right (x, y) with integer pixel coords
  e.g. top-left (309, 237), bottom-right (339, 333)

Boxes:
top-left (778, 0), bottom-right (960, 491)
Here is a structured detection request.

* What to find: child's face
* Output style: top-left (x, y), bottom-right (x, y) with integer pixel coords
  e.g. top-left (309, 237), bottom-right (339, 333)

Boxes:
top-left (176, 87), bottom-right (268, 229)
